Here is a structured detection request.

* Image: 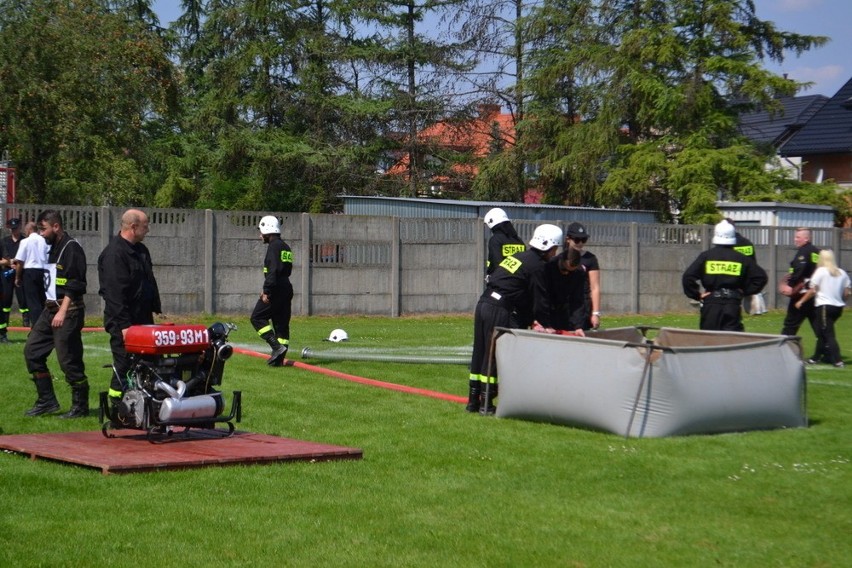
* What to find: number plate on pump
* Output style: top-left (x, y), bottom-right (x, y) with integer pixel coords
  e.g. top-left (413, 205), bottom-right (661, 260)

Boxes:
top-left (124, 324), bottom-right (210, 355)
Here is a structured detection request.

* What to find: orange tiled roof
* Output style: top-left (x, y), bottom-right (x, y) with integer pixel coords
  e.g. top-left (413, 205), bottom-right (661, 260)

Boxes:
top-left (386, 106), bottom-right (517, 178)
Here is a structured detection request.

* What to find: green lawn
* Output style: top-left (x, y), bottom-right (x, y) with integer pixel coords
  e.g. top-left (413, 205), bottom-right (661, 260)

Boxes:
top-left (0, 310), bottom-right (849, 567)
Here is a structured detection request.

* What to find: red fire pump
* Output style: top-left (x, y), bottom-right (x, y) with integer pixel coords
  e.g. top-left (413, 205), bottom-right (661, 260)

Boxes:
top-left (99, 322), bottom-right (242, 441)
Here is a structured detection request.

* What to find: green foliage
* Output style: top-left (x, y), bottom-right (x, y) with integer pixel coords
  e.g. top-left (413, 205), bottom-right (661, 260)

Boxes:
top-left (471, 147), bottom-right (523, 202)
top-left (0, 312), bottom-right (850, 566)
top-left (523, 0), bottom-right (830, 222)
top-left (0, 0), bottom-right (177, 204)
top-left (0, 0), bottom-right (844, 220)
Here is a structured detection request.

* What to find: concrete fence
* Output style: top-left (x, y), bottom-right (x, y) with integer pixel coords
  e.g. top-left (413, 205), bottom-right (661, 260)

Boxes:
top-left (2, 205), bottom-right (850, 317)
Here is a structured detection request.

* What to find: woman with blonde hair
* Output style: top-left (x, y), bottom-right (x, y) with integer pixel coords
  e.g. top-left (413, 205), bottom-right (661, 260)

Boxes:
top-left (796, 249), bottom-right (851, 367)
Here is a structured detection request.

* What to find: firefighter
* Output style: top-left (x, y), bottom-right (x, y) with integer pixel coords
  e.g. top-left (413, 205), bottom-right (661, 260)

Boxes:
top-left (725, 218), bottom-right (767, 315)
top-left (98, 209), bottom-right (162, 409)
top-left (1, 217), bottom-right (29, 340)
top-left (468, 223), bottom-right (563, 415)
top-left (779, 227), bottom-right (821, 337)
top-left (251, 215), bottom-right (293, 366)
top-left (682, 220), bottom-right (768, 332)
top-left (23, 210), bottom-right (89, 417)
top-left (484, 207), bottom-right (525, 282)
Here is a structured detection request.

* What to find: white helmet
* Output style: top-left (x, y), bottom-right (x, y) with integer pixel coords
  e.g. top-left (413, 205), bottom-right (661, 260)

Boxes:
top-left (712, 220), bottom-right (736, 245)
top-left (484, 207), bottom-right (510, 229)
top-left (258, 215), bottom-right (281, 235)
top-left (529, 224), bottom-right (564, 252)
top-left (326, 328), bottom-right (348, 342)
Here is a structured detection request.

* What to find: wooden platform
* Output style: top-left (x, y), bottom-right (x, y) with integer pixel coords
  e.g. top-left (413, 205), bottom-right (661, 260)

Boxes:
top-left (0, 429), bottom-right (362, 475)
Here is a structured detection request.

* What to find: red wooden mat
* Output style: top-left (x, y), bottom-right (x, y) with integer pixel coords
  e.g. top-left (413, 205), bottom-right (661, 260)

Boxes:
top-left (0, 429), bottom-right (362, 475)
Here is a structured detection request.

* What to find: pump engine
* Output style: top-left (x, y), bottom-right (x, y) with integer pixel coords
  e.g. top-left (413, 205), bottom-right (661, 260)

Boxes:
top-left (99, 322), bottom-right (242, 440)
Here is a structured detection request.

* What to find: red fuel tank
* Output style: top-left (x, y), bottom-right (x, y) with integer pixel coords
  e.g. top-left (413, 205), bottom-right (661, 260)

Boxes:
top-left (124, 324), bottom-right (210, 355)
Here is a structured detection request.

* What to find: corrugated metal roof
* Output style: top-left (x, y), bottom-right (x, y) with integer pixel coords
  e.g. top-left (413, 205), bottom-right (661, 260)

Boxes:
top-left (717, 201), bottom-right (835, 228)
top-left (781, 77), bottom-right (852, 156)
top-left (738, 95), bottom-right (828, 146)
top-left (341, 196), bottom-right (658, 224)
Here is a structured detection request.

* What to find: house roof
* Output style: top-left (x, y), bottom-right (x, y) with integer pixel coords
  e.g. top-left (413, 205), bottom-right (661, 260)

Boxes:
top-left (385, 105), bottom-right (516, 178)
top-left (738, 95), bottom-right (828, 147)
top-left (781, 76), bottom-right (852, 156)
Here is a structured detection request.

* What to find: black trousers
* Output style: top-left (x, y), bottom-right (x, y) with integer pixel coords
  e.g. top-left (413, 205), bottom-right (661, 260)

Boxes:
top-left (781, 297), bottom-right (817, 337)
top-left (699, 299), bottom-right (743, 332)
top-left (1, 273), bottom-right (27, 329)
top-left (105, 312), bottom-right (155, 394)
top-left (470, 300), bottom-right (511, 382)
top-left (251, 287), bottom-right (293, 340)
top-left (24, 304), bottom-right (87, 385)
top-left (812, 304), bottom-right (844, 364)
top-left (22, 268), bottom-right (47, 325)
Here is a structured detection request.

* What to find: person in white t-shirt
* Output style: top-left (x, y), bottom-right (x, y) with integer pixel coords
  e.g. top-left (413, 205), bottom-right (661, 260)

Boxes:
top-left (14, 222), bottom-right (49, 327)
top-left (796, 249), bottom-right (851, 367)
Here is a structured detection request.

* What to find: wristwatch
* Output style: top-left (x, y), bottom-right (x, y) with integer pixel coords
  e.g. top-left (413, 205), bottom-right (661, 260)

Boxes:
top-left (592, 311), bottom-right (601, 317)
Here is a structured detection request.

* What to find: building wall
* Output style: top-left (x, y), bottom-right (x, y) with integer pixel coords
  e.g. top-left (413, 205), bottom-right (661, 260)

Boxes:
top-left (800, 153), bottom-right (852, 186)
top-left (2, 205), bottom-right (850, 318)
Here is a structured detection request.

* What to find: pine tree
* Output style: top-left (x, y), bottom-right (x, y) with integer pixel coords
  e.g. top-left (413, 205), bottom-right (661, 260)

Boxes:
top-left (523, 0), bottom-right (828, 222)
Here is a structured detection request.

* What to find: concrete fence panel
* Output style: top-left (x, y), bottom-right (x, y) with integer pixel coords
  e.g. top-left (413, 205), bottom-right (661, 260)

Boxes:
top-left (3, 204), bottom-right (852, 318)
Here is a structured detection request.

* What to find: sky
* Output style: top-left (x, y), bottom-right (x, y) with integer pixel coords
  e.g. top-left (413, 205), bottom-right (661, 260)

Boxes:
top-left (152, 0), bottom-right (850, 98)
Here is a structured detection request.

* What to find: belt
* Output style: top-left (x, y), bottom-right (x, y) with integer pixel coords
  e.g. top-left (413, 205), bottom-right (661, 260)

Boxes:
top-left (708, 289), bottom-right (743, 300)
top-left (481, 290), bottom-right (511, 309)
top-left (44, 299), bottom-right (83, 312)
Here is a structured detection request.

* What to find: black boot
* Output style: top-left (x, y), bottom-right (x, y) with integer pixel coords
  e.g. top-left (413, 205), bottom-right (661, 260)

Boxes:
top-left (60, 381), bottom-right (89, 419)
top-left (465, 380), bottom-right (481, 413)
top-left (480, 383), bottom-right (498, 416)
top-left (25, 373), bottom-right (60, 416)
top-left (22, 312), bottom-right (31, 328)
top-left (261, 332), bottom-right (288, 366)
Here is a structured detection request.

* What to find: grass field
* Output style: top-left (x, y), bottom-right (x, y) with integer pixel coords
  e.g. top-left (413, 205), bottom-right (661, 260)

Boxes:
top-left (0, 310), bottom-right (850, 567)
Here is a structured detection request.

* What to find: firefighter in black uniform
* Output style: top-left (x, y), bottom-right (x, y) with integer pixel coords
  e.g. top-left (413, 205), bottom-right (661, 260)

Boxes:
top-left (252, 215), bottom-right (293, 366)
top-left (682, 220), bottom-right (767, 332)
top-left (98, 209), bottom-right (162, 409)
top-left (468, 224), bottom-right (564, 415)
top-left (779, 227), bottom-right (820, 337)
top-left (725, 218), bottom-right (767, 315)
top-left (1, 217), bottom-right (29, 340)
top-left (484, 207), bottom-right (525, 282)
top-left (23, 210), bottom-right (89, 417)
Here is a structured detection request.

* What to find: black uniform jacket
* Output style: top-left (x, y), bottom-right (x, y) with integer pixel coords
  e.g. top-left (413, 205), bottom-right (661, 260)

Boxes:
top-left (98, 234), bottom-right (161, 330)
top-left (682, 245), bottom-right (767, 302)
top-left (481, 249), bottom-right (555, 327)
top-left (733, 233), bottom-right (755, 258)
top-left (263, 235), bottom-right (293, 296)
top-left (50, 233), bottom-right (87, 303)
top-left (542, 255), bottom-right (587, 331)
top-left (486, 222), bottom-right (525, 275)
top-left (2, 234), bottom-right (22, 261)
top-left (786, 242), bottom-right (820, 289)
